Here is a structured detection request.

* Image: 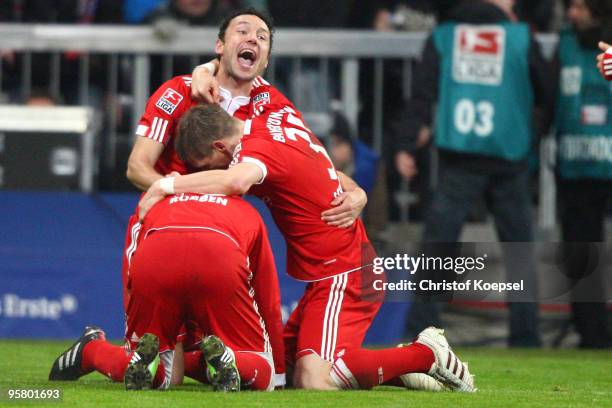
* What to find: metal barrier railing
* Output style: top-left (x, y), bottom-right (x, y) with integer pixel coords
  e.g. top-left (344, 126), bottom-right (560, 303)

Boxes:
top-left (0, 24), bottom-right (559, 228)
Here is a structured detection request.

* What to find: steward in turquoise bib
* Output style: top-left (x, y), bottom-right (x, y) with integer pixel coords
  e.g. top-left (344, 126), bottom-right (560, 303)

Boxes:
top-left (433, 22), bottom-right (534, 161)
top-left (556, 29), bottom-right (612, 180)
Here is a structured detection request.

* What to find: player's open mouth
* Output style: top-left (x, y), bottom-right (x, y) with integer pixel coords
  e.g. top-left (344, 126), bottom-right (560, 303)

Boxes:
top-left (237, 49), bottom-right (257, 69)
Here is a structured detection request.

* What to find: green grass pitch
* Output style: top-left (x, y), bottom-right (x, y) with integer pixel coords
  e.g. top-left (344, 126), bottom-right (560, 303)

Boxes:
top-left (0, 340), bottom-right (610, 408)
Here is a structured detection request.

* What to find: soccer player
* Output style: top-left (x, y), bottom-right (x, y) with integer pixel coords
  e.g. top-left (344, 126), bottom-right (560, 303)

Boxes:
top-left (596, 41), bottom-right (612, 80)
top-left (139, 91), bottom-right (476, 392)
top-left (50, 164), bottom-right (284, 391)
top-left (126, 182), bottom-right (284, 391)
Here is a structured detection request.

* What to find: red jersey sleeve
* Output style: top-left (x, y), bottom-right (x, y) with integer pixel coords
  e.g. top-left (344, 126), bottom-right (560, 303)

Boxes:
top-left (231, 132), bottom-right (287, 185)
top-left (248, 219), bottom-right (286, 385)
top-left (135, 76), bottom-right (192, 146)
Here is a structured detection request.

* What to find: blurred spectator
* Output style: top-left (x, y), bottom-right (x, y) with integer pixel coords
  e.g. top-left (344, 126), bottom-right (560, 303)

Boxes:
top-left (124, 0), bottom-right (167, 23)
top-left (352, 2), bottom-right (436, 222)
top-left (372, 3), bottom-right (436, 32)
top-left (265, 1), bottom-right (352, 113)
top-left (144, 0), bottom-right (229, 90)
top-left (145, 0), bottom-right (221, 25)
top-left (0, 0), bottom-right (60, 21)
top-left (57, 0), bottom-right (123, 23)
top-left (121, 0), bottom-right (266, 24)
top-left (554, 0), bottom-right (612, 348)
top-left (399, 0), bottom-right (555, 347)
top-left (348, 0), bottom-right (436, 29)
top-left (330, 111), bottom-right (379, 194)
top-left (515, 0), bottom-right (559, 32)
top-left (328, 109), bottom-right (388, 239)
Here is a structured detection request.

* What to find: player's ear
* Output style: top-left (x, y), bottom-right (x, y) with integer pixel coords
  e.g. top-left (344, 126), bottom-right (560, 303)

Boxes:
top-left (212, 140), bottom-right (226, 152)
top-left (214, 39), bottom-right (224, 56)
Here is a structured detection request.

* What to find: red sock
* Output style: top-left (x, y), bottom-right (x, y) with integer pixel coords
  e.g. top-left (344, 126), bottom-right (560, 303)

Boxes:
top-left (184, 351), bottom-right (209, 384)
top-left (235, 352), bottom-right (272, 391)
top-left (81, 339), bottom-right (167, 387)
top-left (81, 340), bottom-right (130, 382)
top-left (331, 344), bottom-right (435, 390)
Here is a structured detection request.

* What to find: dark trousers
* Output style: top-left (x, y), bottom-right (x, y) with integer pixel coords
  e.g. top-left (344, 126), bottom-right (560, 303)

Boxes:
top-left (407, 162), bottom-right (541, 346)
top-left (558, 179), bottom-right (612, 348)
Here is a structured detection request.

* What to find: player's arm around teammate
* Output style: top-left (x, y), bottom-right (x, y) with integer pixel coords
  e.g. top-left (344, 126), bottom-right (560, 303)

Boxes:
top-left (191, 59), bottom-right (221, 103)
top-left (139, 143), bottom-right (369, 225)
top-left (139, 156), bottom-right (368, 226)
top-left (139, 162), bottom-right (261, 219)
top-left (126, 137), bottom-right (170, 190)
top-left (188, 62), bottom-right (370, 227)
top-left (321, 171), bottom-right (368, 228)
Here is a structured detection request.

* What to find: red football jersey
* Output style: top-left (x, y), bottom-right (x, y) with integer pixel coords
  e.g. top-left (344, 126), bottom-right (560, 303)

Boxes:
top-left (231, 85), bottom-right (372, 282)
top-left (135, 75), bottom-right (253, 176)
top-left (141, 193), bottom-right (285, 376)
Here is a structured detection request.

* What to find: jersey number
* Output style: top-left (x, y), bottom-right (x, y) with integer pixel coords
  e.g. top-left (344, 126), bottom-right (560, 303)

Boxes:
top-left (454, 99), bottom-right (494, 137)
top-left (283, 109), bottom-right (338, 181)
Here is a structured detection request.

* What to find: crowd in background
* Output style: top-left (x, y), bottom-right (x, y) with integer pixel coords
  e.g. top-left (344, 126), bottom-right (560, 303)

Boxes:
top-left (0, 0), bottom-right (610, 348)
top-left (0, 0), bottom-right (576, 102)
top-left (1, 0), bottom-right (604, 200)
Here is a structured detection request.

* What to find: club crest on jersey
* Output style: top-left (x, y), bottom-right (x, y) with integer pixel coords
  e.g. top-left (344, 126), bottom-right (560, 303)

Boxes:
top-left (253, 92), bottom-right (270, 114)
top-left (453, 25), bottom-right (505, 86)
top-left (156, 88), bottom-right (183, 114)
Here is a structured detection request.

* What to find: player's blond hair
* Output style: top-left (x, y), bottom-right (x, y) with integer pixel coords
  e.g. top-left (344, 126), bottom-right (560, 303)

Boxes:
top-left (176, 104), bottom-right (237, 165)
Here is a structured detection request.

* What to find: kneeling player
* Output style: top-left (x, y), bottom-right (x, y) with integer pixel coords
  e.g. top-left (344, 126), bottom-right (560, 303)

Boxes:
top-left (50, 192), bottom-right (283, 391)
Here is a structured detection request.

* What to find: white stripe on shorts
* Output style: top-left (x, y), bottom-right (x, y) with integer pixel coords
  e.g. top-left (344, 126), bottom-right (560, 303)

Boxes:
top-left (320, 273), bottom-right (348, 361)
top-left (125, 221), bottom-right (142, 270)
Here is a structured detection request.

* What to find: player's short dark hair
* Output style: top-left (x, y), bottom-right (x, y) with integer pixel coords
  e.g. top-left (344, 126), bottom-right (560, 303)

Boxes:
top-left (176, 104), bottom-right (237, 165)
top-left (217, 8), bottom-right (275, 53)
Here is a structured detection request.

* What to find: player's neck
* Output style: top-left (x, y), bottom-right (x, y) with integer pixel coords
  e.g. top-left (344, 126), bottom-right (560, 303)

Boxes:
top-left (217, 72), bottom-right (252, 98)
top-left (227, 129), bottom-right (243, 153)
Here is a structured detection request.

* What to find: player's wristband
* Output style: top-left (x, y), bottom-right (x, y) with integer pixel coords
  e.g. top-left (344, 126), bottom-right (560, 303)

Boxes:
top-left (604, 48), bottom-right (612, 81)
top-left (199, 62), bottom-right (217, 75)
top-left (159, 177), bottom-right (175, 195)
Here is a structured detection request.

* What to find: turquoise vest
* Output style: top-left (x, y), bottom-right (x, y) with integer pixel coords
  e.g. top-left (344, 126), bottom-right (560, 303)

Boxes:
top-left (556, 30), bottom-right (612, 180)
top-left (433, 22), bottom-right (534, 161)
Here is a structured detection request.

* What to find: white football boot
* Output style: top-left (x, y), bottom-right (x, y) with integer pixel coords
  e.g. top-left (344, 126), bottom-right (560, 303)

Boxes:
top-left (399, 373), bottom-right (446, 391)
top-left (395, 343), bottom-right (446, 392)
top-left (415, 327), bottom-right (476, 392)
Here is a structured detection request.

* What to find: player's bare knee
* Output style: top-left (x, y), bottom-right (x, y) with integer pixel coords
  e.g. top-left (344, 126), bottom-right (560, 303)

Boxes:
top-left (294, 354), bottom-right (337, 390)
top-left (295, 371), bottom-right (333, 390)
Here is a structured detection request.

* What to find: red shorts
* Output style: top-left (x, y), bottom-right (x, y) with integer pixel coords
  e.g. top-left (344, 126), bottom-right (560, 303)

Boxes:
top-left (122, 213), bottom-right (140, 311)
top-left (176, 320), bottom-right (204, 351)
top-left (125, 230), bottom-right (271, 355)
top-left (123, 214), bottom-right (203, 350)
top-left (283, 270), bottom-right (382, 366)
